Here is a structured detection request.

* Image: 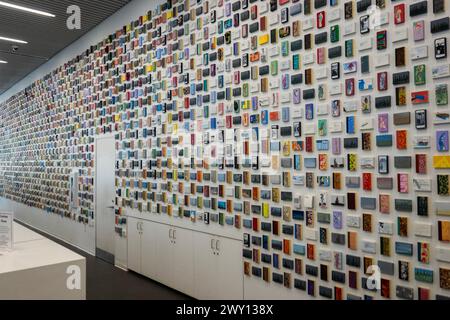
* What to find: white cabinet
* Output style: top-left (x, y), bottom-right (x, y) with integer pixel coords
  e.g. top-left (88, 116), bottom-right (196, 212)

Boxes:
top-left (127, 217), bottom-right (243, 299)
top-left (153, 222), bottom-right (173, 286)
top-left (194, 232), bottom-right (216, 299)
top-left (152, 223), bottom-right (195, 297)
top-left (194, 232), bottom-right (243, 300)
top-left (127, 217), bottom-right (142, 273)
top-left (140, 220), bottom-right (158, 280)
top-left (215, 236), bottom-right (243, 299)
top-left (127, 218), bottom-right (161, 281)
top-left (171, 227), bottom-right (195, 296)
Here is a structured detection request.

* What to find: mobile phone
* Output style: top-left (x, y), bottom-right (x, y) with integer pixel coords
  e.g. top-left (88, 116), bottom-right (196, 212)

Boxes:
top-left (435, 37), bottom-right (448, 59)
top-left (377, 30), bottom-right (387, 50)
top-left (252, 156), bottom-right (259, 170)
top-left (271, 125), bottom-right (279, 139)
top-left (413, 20), bottom-right (425, 41)
top-left (415, 109), bottom-right (427, 129)
top-left (346, 116), bottom-right (355, 134)
top-left (281, 8), bottom-right (288, 23)
top-left (360, 15), bottom-right (369, 34)
top-left (378, 155), bottom-right (389, 174)
top-left (293, 54), bottom-right (300, 69)
top-left (331, 62), bottom-right (340, 79)
top-left (282, 107), bottom-right (290, 122)
top-left (331, 25), bottom-right (339, 42)
top-left (361, 55), bottom-right (369, 73)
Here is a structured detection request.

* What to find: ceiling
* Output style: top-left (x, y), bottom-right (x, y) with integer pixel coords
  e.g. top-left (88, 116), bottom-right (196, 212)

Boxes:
top-left (0, 0), bottom-right (133, 95)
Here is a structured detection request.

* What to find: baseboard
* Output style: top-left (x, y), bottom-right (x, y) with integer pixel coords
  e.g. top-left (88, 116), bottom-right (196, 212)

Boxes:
top-left (114, 264), bottom-right (128, 272)
top-left (96, 247), bottom-right (115, 264)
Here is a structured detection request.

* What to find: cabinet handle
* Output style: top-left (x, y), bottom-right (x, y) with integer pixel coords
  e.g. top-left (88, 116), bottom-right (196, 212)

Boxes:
top-left (173, 229), bottom-right (176, 240)
top-left (169, 228), bottom-right (173, 239)
top-left (216, 240), bottom-right (220, 251)
top-left (140, 222), bottom-right (143, 232)
top-left (210, 239), bottom-right (215, 250)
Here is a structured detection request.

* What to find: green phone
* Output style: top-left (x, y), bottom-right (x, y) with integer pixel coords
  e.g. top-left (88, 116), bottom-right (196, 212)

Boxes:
top-left (345, 39), bottom-right (354, 57)
top-left (330, 25), bottom-right (340, 43)
top-left (271, 60), bottom-right (278, 75)
top-left (293, 55), bottom-right (300, 70)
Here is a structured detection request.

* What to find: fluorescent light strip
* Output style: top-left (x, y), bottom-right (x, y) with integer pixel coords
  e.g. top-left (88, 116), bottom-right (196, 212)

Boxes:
top-left (0, 36), bottom-right (27, 44)
top-left (0, 1), bottom-right (55, 17)
top-left (0, 60), bottom-right (7, 64)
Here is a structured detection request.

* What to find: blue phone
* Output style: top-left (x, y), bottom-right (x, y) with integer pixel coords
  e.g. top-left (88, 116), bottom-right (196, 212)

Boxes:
top-left (346, 116), bottom-right (355, 134)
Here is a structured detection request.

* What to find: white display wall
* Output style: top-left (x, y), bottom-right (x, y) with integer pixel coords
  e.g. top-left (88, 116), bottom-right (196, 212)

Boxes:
top-left (0, 0), bottom-right (449, 300)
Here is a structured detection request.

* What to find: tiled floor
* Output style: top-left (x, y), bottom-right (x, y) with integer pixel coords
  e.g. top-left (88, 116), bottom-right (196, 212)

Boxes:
top-left (16, 221), bottom-right (191, 300)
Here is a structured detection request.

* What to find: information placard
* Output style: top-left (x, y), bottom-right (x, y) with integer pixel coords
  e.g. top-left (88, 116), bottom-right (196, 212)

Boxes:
top-left (0, 211), bottom-right (13, 250)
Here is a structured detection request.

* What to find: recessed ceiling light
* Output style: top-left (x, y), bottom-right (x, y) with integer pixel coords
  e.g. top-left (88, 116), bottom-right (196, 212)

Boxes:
top-left (0, 60), bottom-right (7, 64)
top-left (0, 36), bottom-right (28, 44)
top-left (0, 1), bottom-right (55, 17)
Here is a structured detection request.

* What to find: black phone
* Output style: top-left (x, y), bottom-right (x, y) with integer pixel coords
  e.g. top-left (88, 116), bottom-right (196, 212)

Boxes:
top-left (415, 109), bottom-right (427, 130)
top-left (361, 55), bottom-right (369, 73)
top-left (252, 156), bottom-right (259, 170)
top-left (435, 37), bottom-right (447, 59)
top-left (331, 62), bottom-right (340, 79)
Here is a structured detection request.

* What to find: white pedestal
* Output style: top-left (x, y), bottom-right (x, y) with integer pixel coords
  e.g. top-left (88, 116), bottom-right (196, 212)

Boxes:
top-left (0, 222), bottom-right (86, 300)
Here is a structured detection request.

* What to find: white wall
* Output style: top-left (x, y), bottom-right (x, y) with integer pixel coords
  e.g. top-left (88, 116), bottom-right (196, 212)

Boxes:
top-left (0, 0), bottom-right (164, 254)
top-left (0, 197), bottom-right (95, 254)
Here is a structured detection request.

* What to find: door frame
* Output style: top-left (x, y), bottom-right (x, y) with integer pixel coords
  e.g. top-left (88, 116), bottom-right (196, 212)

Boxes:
top-left (94, 133), bottom-right (116, 264)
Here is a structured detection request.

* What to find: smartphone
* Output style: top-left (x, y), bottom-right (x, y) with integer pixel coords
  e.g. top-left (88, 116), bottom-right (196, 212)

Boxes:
top-left (271, 125), bottom-right (279, 139)
top-left (413, 20), bottom-right (425, 41)
top-left (204, 212), bottom-right (210, 225)
top-left (346, 116), bottom-right (355, 134)
top-left (435, 37), bottom-right (447, 59)
top-left (252, 156), bottom-right (259, 170)
top-left (331, 62), bottom-right (340, 79)
top-left (377, 72), bottom-right (388, 91)
top-left (282, 107), bottom-right (290, 122)
top-left (415, 109), bottom-right (427, 129)
top-left (304, 33), bottom-right (312, 50)
top-left (242, 53), bottom-right (249, 67)
top-left (377, 30), bottom-right (387, 50)
top-left (433, 0), bottom-right (445, 14)
top-left (361, 55), bottom-right (369, 73)
top-left (270, 29), bottom-right (277, 43)
top-left (242, 24), bottom-right (248, 38)
top-left (251, 5), bottom-right (257, 20)
top-left (293, 54), bottom-right (300, 69)
top-left (294, 122), bottom-right (301, 137)
top-left (345, 39), bottom-right (354, 57)
top-left (378, 155), bottom-right (389, 174)
top-left (281, 8), bottom-right (288, 23)
top-left (331, 25), bottom-right (340, 43)
top-left (360, 15), bottom-right (370, 34)
top-left (233, 13), bottom-right (240, 27)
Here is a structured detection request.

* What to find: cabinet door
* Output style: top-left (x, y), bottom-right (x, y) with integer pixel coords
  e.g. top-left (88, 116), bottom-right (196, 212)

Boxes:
top-left (172, 227), bottom-right (195, 297)
top-left (216, 237), bottom-right (244, 299)
top-left (140, 220), bottom-right (158, 280)
top-left (193, 232), bottom-right (217, 299)
top-left (154, 223), bottom-right (174, 287)
top-left (127, 217), bottom-right (141, 273)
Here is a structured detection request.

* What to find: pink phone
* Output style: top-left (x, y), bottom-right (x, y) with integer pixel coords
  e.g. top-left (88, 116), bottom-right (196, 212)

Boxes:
top-left (413, 20), bottom-right (425, 41)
